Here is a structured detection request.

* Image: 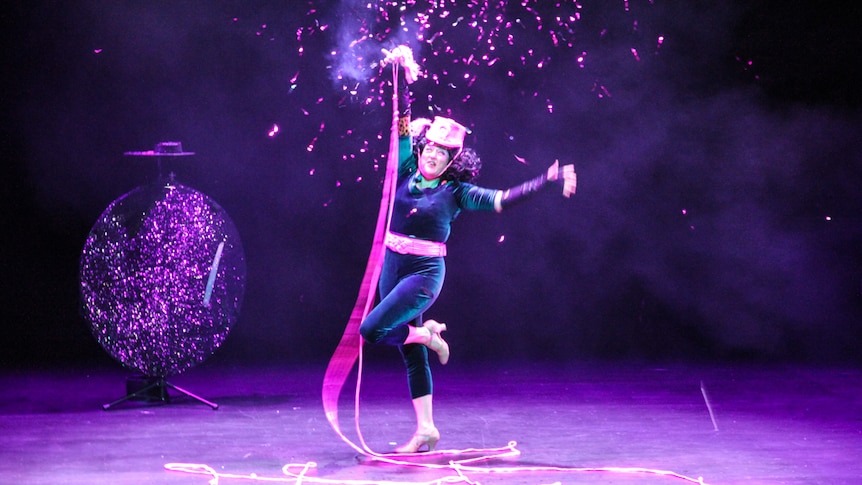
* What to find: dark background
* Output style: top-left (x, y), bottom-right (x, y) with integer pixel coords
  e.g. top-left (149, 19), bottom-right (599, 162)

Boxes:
top-left (3, 1), bottom-right (861, 370)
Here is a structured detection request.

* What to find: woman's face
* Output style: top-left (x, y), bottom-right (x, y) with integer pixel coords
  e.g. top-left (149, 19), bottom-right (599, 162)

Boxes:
top-left (418, 142), bottom-right (453, 180)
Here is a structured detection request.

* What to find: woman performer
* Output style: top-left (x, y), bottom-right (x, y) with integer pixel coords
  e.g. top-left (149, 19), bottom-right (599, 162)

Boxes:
top-left (359, 45), bottom-right (577, 453)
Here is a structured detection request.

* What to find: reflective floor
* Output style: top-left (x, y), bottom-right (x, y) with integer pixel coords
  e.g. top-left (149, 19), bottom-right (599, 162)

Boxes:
top-left (1, 357), bottom-right (860, 484)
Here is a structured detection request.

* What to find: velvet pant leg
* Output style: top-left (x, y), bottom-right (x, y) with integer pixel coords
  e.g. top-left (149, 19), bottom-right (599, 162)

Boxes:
top-left (359, 251), bottom-right (445, 398)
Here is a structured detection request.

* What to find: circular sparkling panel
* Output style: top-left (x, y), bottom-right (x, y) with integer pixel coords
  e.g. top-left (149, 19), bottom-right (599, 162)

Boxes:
top-left (80, 182), bottom-right (246, 377)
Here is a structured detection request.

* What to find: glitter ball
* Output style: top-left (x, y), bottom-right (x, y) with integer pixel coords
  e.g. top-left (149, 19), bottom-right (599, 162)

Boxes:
top-left (79, 182), bottom-right (246, 377)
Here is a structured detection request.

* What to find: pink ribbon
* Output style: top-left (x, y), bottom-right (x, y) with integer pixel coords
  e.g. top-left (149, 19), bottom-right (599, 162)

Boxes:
top-left (320, 65), bottom-right (400, 456)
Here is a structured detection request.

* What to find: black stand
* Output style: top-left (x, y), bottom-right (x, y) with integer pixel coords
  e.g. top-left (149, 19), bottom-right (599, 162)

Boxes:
top-left (102, 377), bottom-right (219, 410)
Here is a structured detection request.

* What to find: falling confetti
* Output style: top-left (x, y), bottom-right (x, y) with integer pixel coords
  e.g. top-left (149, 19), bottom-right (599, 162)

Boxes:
top-left (232, 1), bottom-right (667, 203)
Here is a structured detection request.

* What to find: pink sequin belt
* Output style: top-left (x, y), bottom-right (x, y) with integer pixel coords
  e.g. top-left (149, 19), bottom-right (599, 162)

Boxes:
top-left (384, 231), bottom-right (447, 257)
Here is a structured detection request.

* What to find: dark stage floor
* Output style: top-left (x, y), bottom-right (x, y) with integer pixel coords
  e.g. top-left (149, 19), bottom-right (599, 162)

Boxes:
top-left (1, 358), bottom-right (860, 484)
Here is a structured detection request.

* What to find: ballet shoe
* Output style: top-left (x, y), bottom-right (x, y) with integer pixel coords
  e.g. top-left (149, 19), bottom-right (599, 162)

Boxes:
top-left (395, 428), bottom-right (440, 453)
top-left (422, 320), bottom-right (449, 365)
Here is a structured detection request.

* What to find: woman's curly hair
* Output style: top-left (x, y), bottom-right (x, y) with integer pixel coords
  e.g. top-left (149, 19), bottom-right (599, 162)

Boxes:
top-left (443, 147), bottom-right (481, 183)
top-left (413, 131), bottom-right (482, 183)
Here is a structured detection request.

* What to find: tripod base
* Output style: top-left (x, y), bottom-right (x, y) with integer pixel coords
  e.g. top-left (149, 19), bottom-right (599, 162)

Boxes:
top-left (103, 376), bottom-right (218, 410)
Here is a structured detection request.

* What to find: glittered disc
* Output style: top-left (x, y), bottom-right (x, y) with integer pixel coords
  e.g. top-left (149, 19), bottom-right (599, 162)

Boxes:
top-left (80, 182), bottom-right (246, 377)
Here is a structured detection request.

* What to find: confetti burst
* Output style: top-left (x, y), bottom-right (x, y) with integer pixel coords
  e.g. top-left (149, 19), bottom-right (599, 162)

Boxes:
top-left (234, 1), bottom-right (667, 200)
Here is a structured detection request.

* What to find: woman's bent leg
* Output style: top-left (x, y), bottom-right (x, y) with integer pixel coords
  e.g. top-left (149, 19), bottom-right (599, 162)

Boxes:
top-left (359, 273), bottom-right (439, 345)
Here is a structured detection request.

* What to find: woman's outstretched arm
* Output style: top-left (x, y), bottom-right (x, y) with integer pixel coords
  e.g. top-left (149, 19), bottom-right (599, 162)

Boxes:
top-left (493, 160), bottom-right (577, 212)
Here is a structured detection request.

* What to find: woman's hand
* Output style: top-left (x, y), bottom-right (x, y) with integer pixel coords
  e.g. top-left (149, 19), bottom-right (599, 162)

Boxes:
top-left (409, 118), bottom-right (432, 137)
top-left (381, 45), bottom-right (421, 84)
top-left (546, 160), bottom-right (577, 198)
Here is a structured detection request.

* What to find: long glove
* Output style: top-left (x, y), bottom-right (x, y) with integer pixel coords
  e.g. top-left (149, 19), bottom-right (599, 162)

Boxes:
top-left (499, 161), bottom-right (577, 210)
